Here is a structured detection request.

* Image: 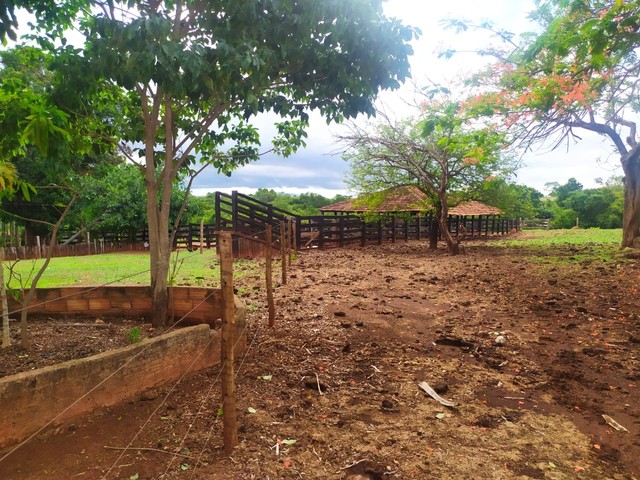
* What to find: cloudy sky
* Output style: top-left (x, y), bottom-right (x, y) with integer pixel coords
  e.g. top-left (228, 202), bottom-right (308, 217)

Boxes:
top-left (192, 0), bottom-right (622, 198)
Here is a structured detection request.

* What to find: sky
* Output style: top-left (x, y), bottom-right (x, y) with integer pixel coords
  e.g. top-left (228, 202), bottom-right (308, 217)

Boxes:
top-left (10, 1), bottom-right (622, 198)
top-left (191, 0), bottom-right (622, 198)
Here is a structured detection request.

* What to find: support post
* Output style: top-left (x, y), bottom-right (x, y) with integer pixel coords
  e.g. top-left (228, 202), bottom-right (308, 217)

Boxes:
top-left (218, 231), bottom-right (238, 454)
top-left (265, 226), bottom-right (275, 328)
top-left (200, 219), bottom-right (205, 254)
top-left (291, 219), bottom-right (297, 257)
top-left (280, 221), bottom-right (287, 285)
top-left (391, 215), bottom-right (397, 243)
top-left (287, 219), bottom-right (293, 267)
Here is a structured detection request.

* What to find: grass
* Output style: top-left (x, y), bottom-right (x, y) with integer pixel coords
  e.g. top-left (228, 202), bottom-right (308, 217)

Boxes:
top-left (5, 249), bottom-right (262, 289)
top-left (501, 228), bottom-right (622, 246)
top-left (490, 228), bottom-right (624, 264)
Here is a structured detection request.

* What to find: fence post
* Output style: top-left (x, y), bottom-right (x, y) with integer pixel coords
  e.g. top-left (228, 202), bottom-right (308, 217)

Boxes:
top-left (377, 219), bottom-right (383, 245)
top-left (295, 218), bottom-right (301, 252)
top-left (265, 226), bottom-right (275, 327)
top-left (215, 192), bottom-right (221, 232)
top-left (391, 215), bottom-right (397, 243)
top-left (231, 190), bottom-right (238, 231)
top-left (361, 219), bottom-right (366, 247)
top-left (199, 220), bottom-right (204, 254)
top-left (291, 219), bottom-right (297, 255)
top-left (319, 216), bottom-right (325, 249)
top-left (280, 221), bottom-right (287, 285)
top-left (287, 219), bottom-right (293, 267)
top-left (218, 231), bottom-right (239, 455)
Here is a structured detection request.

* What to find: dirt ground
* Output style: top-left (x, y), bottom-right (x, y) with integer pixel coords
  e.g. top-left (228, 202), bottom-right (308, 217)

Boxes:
top-left (0, 236), bottom-right (639, 480)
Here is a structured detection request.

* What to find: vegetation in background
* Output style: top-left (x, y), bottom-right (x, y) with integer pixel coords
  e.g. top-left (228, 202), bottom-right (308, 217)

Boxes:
top-left (250, 188), bottom-right (349, 216)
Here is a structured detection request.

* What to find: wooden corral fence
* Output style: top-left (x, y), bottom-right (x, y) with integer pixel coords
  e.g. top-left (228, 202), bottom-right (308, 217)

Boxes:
top-left (0, 191), bottom-right (520, 260)
top-left (218, 191), bottom-right (520, 253)
top-left (521, 218), bottom-right (551, 230)
top-left (215, 191), bottom-right (293, 257)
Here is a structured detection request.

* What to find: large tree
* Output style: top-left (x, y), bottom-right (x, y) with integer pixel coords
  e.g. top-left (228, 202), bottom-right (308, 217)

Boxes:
top-left (340, 99), bottom-right (514, 254)
top-left (37, 0), bottom-right (417, 326)
top-left (452, 0), bottom-right (640, 246)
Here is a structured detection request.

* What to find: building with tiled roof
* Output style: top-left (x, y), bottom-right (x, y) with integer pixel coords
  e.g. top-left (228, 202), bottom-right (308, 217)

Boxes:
top-left (320, 185), bottom-right (432, 214)
top-left (448, 200), bottom-right (503, 216)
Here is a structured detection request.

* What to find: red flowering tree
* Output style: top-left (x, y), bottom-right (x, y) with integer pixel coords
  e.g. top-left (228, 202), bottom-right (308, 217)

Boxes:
top-left (451, 0), bottom-right (640, 246)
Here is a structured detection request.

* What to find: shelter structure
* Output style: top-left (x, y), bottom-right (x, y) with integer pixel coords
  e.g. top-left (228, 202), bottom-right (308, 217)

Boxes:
top-left (448, 200), bottom-right (504, 238)
top-left (320, 185), bottom-right (432, 215)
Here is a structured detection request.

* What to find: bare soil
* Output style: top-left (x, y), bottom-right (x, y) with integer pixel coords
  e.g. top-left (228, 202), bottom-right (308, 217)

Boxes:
top-left (0, 237), bottom-right (639, 480)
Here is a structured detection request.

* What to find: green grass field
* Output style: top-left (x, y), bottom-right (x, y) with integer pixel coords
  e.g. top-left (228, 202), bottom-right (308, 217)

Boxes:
top-left (5, 249), bottom-right (262, 289)
top-left (490, 228), bottom-right (624, 264)
top-left (503, 228), bottom-right (622, 245)
top-left (3, 229), bottom-right (625, 288)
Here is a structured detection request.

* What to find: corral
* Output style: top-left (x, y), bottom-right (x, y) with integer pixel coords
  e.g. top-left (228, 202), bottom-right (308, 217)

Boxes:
top-left (0, 231), bottom-right (638, 479)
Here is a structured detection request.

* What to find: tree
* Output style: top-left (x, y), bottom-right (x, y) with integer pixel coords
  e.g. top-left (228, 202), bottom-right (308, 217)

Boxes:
top-left (553, 177), bottom-right (583, 203)
top-left (249, 189), bottom-right (349, 216)
top-left (340, 99), bottom-right (514, 254)
top-left (478, 178), bottom-right (543, 219)
top-left (39, 0), bottom-right (417, 326)
top-left (72, 162), bottom-right (191, 240)
top-left (452, 0), bottom-right (640, 247)
top-left (1, 0), bottom-right (88, 44)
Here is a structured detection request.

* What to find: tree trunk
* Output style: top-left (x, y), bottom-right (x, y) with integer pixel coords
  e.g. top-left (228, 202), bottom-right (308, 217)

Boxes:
top-left (19, 194), bottom-right (76, 349)
top-left (145, 94), bottom-right (176, 328)
top-left (621, 156), bottom-right (640, 248)
top-left (1, 250), bottom-right (10, 349)
top-left (146, 180), bottom-right (172, 328)
top-left (438, 201), bottom-right (460, 255)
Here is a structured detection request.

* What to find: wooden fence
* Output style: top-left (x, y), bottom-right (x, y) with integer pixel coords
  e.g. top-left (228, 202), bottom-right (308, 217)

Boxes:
top-left (297, 213), bottom-right (518, 249)
top-left (0, 191), bottom-right (520, 260)
top-left (217, 191), bottom-right (519, 253)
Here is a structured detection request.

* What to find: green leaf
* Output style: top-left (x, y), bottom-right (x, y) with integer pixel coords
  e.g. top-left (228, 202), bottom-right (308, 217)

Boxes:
top-left (258, 375), bottom-right (273, 381)
top-left (248, 407), bottom-right (257, 414)
top-left (281, 439), bottom-right (297, 446)
top-left (129, 474), bottom-right (139, 480)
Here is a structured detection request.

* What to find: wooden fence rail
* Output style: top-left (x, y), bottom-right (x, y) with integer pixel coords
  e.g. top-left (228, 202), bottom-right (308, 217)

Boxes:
top-left (0, 191), bottom-right (521, 260)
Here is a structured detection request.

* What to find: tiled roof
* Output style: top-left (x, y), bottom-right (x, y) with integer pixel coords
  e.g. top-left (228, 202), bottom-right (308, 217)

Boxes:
top-left (320, 185), bottom-right (432, 213)
top-left (449, 200), bottom-right (503, 216)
